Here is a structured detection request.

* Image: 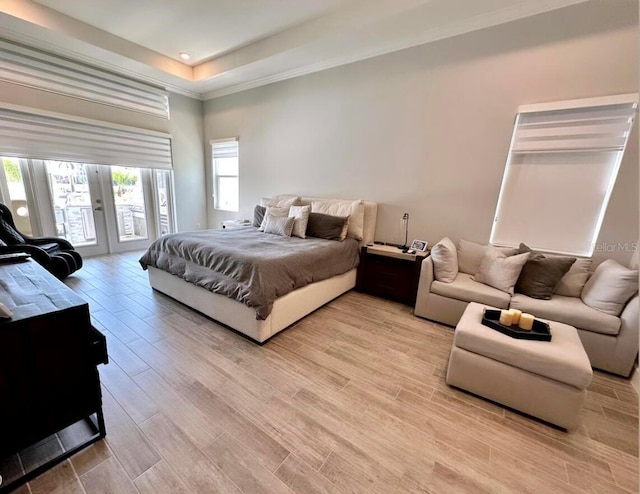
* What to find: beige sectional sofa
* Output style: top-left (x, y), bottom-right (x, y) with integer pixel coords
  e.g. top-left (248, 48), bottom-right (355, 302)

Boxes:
top-left (415, 239), bottom-right (639, 377)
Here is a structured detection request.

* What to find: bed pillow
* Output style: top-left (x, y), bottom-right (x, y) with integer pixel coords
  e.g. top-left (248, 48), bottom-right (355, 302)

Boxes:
top-left (263, 215), bottom-right (295, 237)
top-left (514, 243), bottom-right (576, 300)
top-left (259, 206), bottom-right (290, 231)
top-left (311, 199), bottom-right (365, 240)
top-left (473, 247), bottom-right (529, 295)
top-left (253, 205), bottom-right (266, 228)
top-left (431, 237), bottom-right (458, 283)
top-left (306, 213), bottom-right (349, 241)
top-left (581, 259), bottom-right (638, 316)
top-left (288, 205), bottom-right (311, 239)
top-left (260, 195), bottom-right (300, 208)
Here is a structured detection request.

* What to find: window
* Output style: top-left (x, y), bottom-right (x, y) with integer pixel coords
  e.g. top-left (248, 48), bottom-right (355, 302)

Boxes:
top-left (490, 94), bottom-right (637, 256)
top-left (212, 138), bottom-right (239, 212)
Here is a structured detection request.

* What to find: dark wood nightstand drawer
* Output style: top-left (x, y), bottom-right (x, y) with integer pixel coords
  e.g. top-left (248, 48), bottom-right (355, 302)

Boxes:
top-left (356, 245), bottom-right (426, 305)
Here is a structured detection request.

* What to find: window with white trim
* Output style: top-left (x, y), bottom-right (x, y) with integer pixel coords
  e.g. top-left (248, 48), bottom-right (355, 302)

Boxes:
top-left (490, 94), bottom-right (637, 257)
top-left (212, 138), bottom-right (239, 212)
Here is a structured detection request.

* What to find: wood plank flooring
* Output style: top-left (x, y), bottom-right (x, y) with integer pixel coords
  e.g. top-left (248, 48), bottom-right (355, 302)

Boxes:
top-left (9, 252), bottom-right (639, 493)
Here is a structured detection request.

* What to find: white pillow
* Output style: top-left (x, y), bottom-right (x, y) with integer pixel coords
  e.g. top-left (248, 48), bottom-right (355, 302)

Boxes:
top-left (581, 259), bottom-right (638, 316)
top-left (431, 237), bottom-right (459, 283)
top-left (259, 206), bottom-right (289, 231)
top-left (311, 199), bottom-right (365, 240)
top-left (260, 195), bottom-right (300, 208)
top-left (457, 240), bottom-right (519, 275)
top-left (263, 215), bottom-right (294, 237)
top-left (288, 205), bottom-right (311, 239)
top-left (473, 247), bottom-right (529, 295)
top-left (553, 257), bottom-right (591, 297)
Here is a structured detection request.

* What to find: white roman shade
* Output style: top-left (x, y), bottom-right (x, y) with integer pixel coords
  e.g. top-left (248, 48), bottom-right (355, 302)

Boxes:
top-left (0, 38), bottom-right (169, 118)
top-left (211, 138), bottom-right (239, 159)
top-left (490, 94), bottom-right (637, 256)
top-left (0, 105), bottom-right (173, 169)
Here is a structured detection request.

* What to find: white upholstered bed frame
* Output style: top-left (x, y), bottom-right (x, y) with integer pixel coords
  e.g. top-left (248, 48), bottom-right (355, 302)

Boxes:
top-left (146, 199), bottom-right (378, 343)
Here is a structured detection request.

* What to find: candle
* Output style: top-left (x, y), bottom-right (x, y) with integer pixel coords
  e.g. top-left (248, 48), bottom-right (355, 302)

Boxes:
top-left (499, 309), bottom-right (514, 326)
top-left (519, 313), bottom-right (534, 331)
top-left (510, 309), bottom-right (522, 325)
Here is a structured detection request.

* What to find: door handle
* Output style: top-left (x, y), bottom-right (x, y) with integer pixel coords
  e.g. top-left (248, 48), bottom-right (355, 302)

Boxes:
top-left (94, 206), bottom-right (103, 211)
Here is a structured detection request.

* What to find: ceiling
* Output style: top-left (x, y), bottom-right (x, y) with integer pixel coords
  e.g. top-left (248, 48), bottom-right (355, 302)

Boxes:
top-left (0, 0), bottom-right (588, 100)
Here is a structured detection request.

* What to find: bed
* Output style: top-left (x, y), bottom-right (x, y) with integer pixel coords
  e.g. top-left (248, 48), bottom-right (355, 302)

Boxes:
top-left (140, 198), bottom-right (377, 343)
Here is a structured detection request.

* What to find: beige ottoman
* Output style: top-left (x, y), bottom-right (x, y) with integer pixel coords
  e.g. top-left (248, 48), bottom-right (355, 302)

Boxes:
top-left (446, 302), bottom-right (593, 429)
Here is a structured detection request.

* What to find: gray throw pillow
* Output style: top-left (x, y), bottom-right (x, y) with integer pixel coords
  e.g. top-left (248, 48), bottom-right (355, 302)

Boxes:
top-left (515, 243), bottom-right (576, 300)
top-left (253, 205), bottom-right (266, 228)
top-left (306, 213), bottom-right (348, 241)
top-left (263, 215), bottom-right (294, 237)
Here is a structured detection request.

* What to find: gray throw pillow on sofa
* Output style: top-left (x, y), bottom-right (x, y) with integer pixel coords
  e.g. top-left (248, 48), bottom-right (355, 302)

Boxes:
top-left (515, 243), bottom-right (576, 300)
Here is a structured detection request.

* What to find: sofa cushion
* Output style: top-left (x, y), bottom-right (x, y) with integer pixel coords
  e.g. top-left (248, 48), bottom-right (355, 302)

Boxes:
top-left (457, 240), bottom-right (487, 275)
top-left (554, 257), bottom-right (591, 297)
top-left (473, 247), bottom-right (529, 295)
top-left (581, 259), bottom-right (638, 316)
top-left (510, 293), bottom-right (621, 336)
top-left (431, 237), bottom-right (458, 283)
top-left (515, 243), bottom-right (576, 300)
top-left (432, 273), bottom-right (510, 308)
top-left (455, 302), bottom-right (592, 389)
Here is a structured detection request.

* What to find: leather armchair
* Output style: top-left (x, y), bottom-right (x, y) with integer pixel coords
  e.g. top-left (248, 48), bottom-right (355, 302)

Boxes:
top-left (0, 203), bottom-right (82, 279)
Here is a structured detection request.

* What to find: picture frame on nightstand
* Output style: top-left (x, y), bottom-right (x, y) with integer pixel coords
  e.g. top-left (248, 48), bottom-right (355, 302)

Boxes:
top-left (411, 239), bottom-right (428, 252)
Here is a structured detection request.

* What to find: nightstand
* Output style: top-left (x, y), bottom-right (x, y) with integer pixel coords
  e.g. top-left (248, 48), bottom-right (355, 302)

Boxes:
top-left (356, 244), bottom-right (428, 306)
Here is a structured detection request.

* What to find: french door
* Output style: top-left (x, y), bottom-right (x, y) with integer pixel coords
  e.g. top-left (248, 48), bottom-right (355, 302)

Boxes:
top-left (0, 157), bottom-right (174, 257)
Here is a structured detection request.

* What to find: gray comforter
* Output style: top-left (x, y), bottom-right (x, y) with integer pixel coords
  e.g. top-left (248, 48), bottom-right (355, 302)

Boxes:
top-left (139, 226), bottom-right (360, 320)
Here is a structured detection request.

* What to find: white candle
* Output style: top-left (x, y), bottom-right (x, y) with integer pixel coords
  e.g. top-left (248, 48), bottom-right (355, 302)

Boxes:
top-left (499, 309), bottom-right (514, 326)
top-left (510, 309), bottom-right (522, 325)
top-left (519, 313), bottom-right (534, 331)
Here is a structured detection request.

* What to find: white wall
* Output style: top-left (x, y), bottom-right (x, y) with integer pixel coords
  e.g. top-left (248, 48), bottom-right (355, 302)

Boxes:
top-left (167, 92), bottom-right (206, 231)
top-left (203, 0), bottom-right (639, 265)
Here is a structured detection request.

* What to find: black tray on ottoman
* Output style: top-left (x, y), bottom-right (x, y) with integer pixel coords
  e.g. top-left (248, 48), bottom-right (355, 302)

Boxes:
top-left (482, 309), bottom-right (552, 341)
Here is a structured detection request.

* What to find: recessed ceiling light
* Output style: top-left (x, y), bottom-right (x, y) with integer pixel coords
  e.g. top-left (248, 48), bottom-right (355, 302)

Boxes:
top-left (179, 52), bottom-right (190, 61)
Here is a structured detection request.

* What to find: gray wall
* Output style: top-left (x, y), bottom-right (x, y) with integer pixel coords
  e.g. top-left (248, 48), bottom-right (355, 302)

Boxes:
top-left (167, 93), bottom-right (206, 231)
top-left (203, 0), bottom-right (639, 265)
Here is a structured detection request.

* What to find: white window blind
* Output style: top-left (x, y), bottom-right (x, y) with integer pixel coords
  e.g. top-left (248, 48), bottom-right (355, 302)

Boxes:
top-left (490, 94), bottom-right (637, 256)
top-left (211, 138), bottom-right (239, 212)
top-left (0, 38), bottom-right (169, 118)
top-left (0, 105), bottom-right (173, 170)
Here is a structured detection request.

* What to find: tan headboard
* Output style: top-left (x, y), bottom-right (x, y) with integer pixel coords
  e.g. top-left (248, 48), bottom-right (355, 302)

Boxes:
top-left (300, 197), bottom-right (378, 246)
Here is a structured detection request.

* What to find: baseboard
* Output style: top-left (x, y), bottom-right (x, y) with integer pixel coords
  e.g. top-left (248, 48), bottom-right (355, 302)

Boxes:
top-left (630, 363), bottom-right (639, 394)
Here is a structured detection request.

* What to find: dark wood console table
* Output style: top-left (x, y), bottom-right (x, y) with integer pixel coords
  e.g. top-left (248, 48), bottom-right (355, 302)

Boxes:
top-left (0, 259), bottom-right (107, 493)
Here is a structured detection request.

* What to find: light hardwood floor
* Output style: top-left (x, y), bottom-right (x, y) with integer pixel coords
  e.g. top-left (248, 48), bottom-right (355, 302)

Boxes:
top-left (11, 252), bottom-right (640, 493)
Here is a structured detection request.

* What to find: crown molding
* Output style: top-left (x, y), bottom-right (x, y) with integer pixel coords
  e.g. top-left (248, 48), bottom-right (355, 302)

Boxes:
top-left (202, 0), bottom-right (588, 100)
top-left (3, 0), bottom-right (588, 102)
